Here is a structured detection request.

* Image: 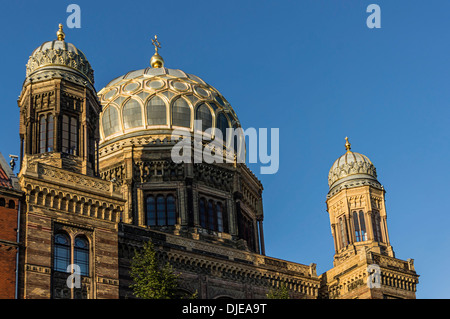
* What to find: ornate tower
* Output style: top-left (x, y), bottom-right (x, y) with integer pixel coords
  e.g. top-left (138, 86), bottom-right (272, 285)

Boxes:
top-left (326, 137), bottom-right (394, 265)
top-left (16, 25), bottom-right (125, 299)
top-left (320, 138), bottom-right (419, 299)
top-left (18, 24), bottom-right (99, 176)
top-left (97, 36), bottom-right (274, 298)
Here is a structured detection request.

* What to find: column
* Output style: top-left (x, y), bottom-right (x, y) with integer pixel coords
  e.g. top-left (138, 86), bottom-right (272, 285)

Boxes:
top-left (331, 224), bottom-right (338, 254)
top-left (258, 219), bottom-right (265, 255)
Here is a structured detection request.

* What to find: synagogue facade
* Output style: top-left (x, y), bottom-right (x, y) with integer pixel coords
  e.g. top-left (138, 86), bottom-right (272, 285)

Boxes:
top-left (0, 25), bottom-right (419, 299)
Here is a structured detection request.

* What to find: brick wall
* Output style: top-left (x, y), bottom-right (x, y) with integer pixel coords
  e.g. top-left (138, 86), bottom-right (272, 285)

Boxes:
top-left (0, 196), bottom-right (19, 299)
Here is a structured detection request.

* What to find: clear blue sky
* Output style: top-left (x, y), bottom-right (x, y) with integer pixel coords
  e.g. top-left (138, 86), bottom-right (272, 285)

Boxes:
top-left (0, 1), bottom-right (448, 298)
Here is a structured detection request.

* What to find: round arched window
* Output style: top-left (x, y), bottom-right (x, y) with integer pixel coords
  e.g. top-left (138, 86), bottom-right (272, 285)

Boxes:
top-left (74, 236), bottom-right (89, 276)
top-left (172, 98), bottom-right (191, 128)
top-left (54, 233), bottom-right (70, 273)
top-left (147, 96), bottom-right (167, 125)
top-left (123, 99), bottom-right (143, 129)
top-left (195, 103), bottom-right (213, 133)
top-left (102, 106), bottom-right (120, 137)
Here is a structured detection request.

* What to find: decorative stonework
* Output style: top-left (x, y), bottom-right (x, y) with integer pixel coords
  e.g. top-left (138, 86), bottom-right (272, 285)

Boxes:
top-left (134, 160), bottom-right (184, 183)
top-left (26, 40), bottom-right (94, 84)
top-left (36, 162), bottom-right (112, 193)
top-left (328, 151), bottom-right (378, 189)
top-left (194, 163), bottom-right (233, 192)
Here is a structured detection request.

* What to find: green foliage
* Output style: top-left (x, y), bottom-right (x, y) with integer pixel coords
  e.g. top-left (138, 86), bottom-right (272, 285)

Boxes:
top-left (129, 241), bottom-right (180, 299)
top-left (266, 284), bottom-right (290, 299)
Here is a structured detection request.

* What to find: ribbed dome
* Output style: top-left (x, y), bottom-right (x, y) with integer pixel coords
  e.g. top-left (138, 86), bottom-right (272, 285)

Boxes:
top-left (26, 39), bottom-right (94, 84)
top-left (328, 139), bottom-right (378, 191)
top-left (97, 67), bottom-right (241, 149)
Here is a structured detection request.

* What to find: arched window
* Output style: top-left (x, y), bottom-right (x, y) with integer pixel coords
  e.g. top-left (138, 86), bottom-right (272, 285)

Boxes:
top-left (74, 237), bottom-right (89, 276)
top-left (167, 195), bottom-right (176, 225)
top-left (216, 113), bottom-right (229, 144)
top-left (54, 233), bottom-right (70, 273)
top-left (156, 195), bottom-right (165, 226)
top-left (372, 211), bottom-right (382, 242)
top-left (353, 210), bottom-right (367, 242)
top-left (146, 194), bottom-right (177, 227)
top-left (62, 115), bottom-right (78, 155)
top-left (39, 114), bottom-right (54, 153)
top-left (196, 103), bottom-right (213, 133)
top-left (39, 116), bottom-right (46, 153)
top-left (339, 217), bottom-right (348, 248)
top-left (199, 198), bottom-right (206, 228)
top-left (147, 96), bottom-right (167, 125)
top-left (353, 212), bottom-right (360, 241)
top-left (123, 99), bottom-right (143, 129)
top-left (172, 97), bottom-right (191, 128)
top-left (47, 115), bottom-right (54, 152)
top-left (146, 196), bottom-right (156, 226)
top-left (102, 106), bottom-right (120, 137)
top-left (198, 198), bottom-right (228, 233)
top-left (216, 202), bottom-right (223, 232)
top-left (207, 200), bottom-right (216, 231)
top-left (8, 200), bottom-right (15, 209)
top-left (70, 117), bottom-right (78, 155)
top-left (0, 198), bottom-right (5, 207)
top-left (359, 211), bottom-right (367, 241)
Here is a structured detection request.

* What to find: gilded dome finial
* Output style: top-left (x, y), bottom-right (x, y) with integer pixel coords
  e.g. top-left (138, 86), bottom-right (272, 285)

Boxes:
top-left (150, 35), bottom-right (164, 68)
top-left (345, 137), bottom-right (351, 151)
top-left (56, 23), bottom-right (65, 41)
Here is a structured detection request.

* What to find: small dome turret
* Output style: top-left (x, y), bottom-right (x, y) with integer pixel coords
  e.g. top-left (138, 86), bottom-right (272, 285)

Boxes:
top-left (328, 137), bottom-right (380, 195)
top-left (25, 24), bottom-right (94, 86)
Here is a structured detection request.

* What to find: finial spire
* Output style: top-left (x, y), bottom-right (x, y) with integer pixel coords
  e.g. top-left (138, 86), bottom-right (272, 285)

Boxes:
top-left (56, 23), bottom-right (65, 41)
top-left (152, 35), bottom-right (161, 53)
top-left (345, 137), bottom-right (351, 151)
top-left (150, 35), bottom-right (164, 68)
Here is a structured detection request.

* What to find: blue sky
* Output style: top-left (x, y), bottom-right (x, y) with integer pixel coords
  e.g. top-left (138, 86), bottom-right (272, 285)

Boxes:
top-left (0, 1), bottom-right (448, 298)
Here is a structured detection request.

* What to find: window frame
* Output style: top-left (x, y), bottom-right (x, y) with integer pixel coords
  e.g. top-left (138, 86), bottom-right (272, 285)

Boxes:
top-left (372, 211), bottom-right (383, 242)
top-left (53, 232), bottom-right (71, 273)
top-left (145, 193), bottom-right (178, 227)
top-left (122, 98), bottom-right (144, 130)
top-left (61, 114), bottom-right (79, 155)
top-left (195, 103), bottom-right (213, 133)
top-left (352, 210), bottom-right (367, 242)
top-left (53, 232), bottom-right (91, 276)
top-left (198, 196), bottom-right (229, 233)
top-left (39, 114), bottom-right (54, 153)
top-left (74, 236), bottom-right (90, 277)
top-left (171, 96), bottom-right (192, 129)
top-left (146, 95), bottom-right (168, 126)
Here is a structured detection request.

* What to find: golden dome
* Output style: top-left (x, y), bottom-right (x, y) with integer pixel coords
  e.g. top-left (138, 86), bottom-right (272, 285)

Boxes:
top-left (97, 67), bottom-right (242, 153)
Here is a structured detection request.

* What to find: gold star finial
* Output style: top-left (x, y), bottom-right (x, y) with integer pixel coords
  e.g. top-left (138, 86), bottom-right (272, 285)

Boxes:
top-left (345, 137), bottom-right (351, 151)
top-left (151, 35), bottom-right (161, 53)
top-left (56, 23), bottom-right (65, 41)
top-left (150, 35), bottom-right (164, 68)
